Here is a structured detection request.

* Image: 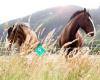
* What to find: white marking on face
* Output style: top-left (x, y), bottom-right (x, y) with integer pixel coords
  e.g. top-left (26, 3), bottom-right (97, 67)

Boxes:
top-left (89, 16), bottom-right (96, 36)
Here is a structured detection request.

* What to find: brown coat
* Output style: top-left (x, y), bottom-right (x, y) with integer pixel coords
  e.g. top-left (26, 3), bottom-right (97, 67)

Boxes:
top-left (7, 23), bottom-right (39, 55)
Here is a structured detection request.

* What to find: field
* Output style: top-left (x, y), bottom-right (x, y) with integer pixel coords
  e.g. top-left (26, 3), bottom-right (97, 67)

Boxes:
top-left (0, 25), bottom-right (100, 80)
top-left (0, 42), bottom-right (100, 80)
top-left (0, 50), bottom-right (100, 80)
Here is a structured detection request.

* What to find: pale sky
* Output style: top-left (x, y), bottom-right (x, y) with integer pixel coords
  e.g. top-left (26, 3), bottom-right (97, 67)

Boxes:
top-left (0, 0), bottom-right (100, 24)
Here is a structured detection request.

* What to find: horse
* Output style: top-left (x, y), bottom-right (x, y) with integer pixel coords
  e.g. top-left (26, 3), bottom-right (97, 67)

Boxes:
top-left (7, 22), bottom-right (39, 55)
top-left (59, 8), bottom-right (95, 56)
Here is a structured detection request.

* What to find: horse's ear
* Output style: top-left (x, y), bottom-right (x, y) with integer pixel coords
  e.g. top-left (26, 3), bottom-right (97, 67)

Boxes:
top-left (84, 8), bottom-right (86, 12)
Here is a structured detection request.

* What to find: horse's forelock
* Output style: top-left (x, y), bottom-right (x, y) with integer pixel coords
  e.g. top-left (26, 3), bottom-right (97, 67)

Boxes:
top-left (7, 27), bottom-right (13, 40)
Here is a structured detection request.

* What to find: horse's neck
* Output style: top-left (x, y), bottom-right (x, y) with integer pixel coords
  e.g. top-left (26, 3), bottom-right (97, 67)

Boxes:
top-left (66, 18), bottom-right (80, 38)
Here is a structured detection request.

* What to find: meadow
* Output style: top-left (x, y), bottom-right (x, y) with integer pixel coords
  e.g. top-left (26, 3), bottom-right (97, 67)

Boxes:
top-left (0, 48), bottom-right (100, 80)
top-left (0, 25), bottom-right (100, 80)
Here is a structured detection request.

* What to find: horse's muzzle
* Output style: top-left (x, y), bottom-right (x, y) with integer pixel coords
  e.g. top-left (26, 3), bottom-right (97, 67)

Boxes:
top-left (89, 32), bottom-right (94, 37)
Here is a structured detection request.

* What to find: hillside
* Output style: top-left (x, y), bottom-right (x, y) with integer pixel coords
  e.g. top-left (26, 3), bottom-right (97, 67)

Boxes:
top-left (0, 5), bottom-right (100, 39)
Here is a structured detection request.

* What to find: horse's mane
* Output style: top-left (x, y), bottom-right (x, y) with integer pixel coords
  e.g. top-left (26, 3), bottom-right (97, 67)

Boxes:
top-left (14, 22), bottom-right (30, 28)
top-left (69, 9), bottom-right (91, 21)
top-left (7, 23), bottom-right (30, 46)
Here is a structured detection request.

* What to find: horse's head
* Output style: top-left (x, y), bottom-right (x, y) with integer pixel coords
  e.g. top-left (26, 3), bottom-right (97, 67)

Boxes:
top-left (77, 8), bottom-right (95, 36)
top-left (7, 25), bottom-right (16, 43)
top-left (7, 24), bottom-right (26, 46)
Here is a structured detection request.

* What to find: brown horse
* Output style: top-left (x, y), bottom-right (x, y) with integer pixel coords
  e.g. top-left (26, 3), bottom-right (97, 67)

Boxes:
top-left (7, 23), bottom-right (39, 55)
top-left (59, 8), bottom-right (95, 55)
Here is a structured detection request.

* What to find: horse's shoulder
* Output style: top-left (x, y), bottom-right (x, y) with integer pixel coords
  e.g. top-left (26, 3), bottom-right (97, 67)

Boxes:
top-left (76, 31), bottom-right (83, 46)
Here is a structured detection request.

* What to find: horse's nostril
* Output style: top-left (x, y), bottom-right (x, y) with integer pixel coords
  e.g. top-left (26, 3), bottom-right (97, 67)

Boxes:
top-left (90, 32), bottom-right (94, 36)
top-left (87, 32), bottom-right (94, 37)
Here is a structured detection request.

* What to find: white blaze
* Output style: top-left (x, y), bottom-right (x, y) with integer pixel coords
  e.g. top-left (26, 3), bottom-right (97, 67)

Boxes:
top-left (89, 16), bottom-right (96, 37)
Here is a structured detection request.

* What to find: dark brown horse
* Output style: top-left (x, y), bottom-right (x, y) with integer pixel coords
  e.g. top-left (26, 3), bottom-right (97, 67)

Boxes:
top-left (59, 8), bottom-right (95, 55)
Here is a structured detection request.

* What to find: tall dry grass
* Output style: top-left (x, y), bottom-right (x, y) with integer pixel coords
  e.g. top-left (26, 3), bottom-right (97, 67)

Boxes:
top-left (0, 51), bottom-right (100, 80)
top-left (0, 23), bottom-right (100, 80)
